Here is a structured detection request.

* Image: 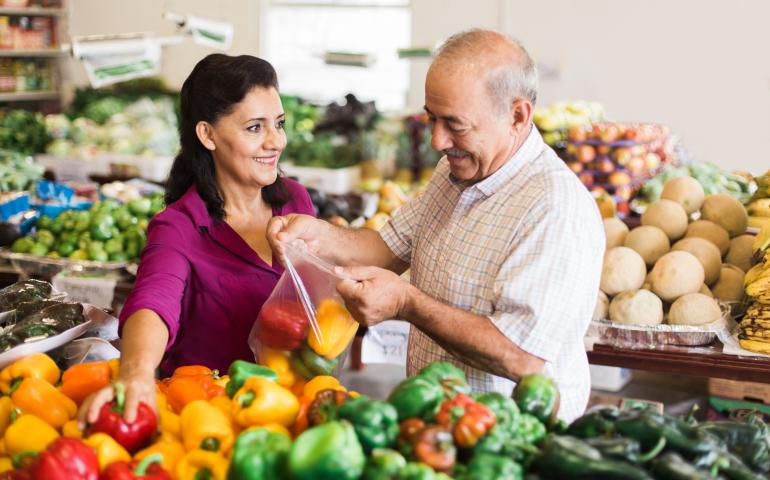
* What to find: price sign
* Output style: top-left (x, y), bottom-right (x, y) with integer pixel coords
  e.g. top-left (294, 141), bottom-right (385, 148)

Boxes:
top-left (52, 272), bottom-right (117, 310)
top-left (362, 320), bottom-right (410, 366)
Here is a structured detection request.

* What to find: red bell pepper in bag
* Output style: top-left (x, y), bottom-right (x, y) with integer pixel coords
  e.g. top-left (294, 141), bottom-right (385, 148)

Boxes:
top-left (30, 437), bottom-right (99, 480)
top-left (255, 299), bottom-right (309, 350)
top-left (100, 453), bottom-right (172, 480)
top-left (90, 383), bottom-right (157, 453)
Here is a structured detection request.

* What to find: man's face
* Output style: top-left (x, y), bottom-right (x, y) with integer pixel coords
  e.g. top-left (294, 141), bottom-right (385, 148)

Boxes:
top-left (424, 66), bottom-right (517, 183)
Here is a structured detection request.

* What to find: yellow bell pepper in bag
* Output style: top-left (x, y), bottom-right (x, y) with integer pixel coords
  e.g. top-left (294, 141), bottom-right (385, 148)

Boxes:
top-left (231, 376), bottom-right (299, 428)
top-left (11, 377), bottom-right (77, 429)
top-left (180, 400), bottom-right (234, 454)
top-left (308, 299), bottom-right (359, 359)
top-left (0, 353), bottom-right (59, 394)
top-left (176, 449), bottom-right (228, 480)
top-left (259, 347), bottom-right (296, 387)
top-left (5, 414), bottom-right (59, 457)
top-left (134, 435), bottom-right (185, 473)
top-left (85, 433), bottom-right (131, 471)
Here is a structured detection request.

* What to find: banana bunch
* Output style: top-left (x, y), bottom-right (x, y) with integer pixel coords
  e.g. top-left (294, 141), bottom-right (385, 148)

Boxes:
top-left (740, 224), bottom-right (770, 353)
top-left (748, 169), bottom-right (770, 230)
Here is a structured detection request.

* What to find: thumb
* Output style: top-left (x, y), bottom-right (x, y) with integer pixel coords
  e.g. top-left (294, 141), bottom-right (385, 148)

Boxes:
top-left (336, 277), bottom-right (364, 299)
top-left (334, 265), bottom-right (380, 281)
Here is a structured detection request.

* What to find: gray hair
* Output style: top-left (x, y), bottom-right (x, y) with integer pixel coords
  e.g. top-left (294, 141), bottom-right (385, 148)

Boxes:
top-left (433, 29), bottom-right (539, 113)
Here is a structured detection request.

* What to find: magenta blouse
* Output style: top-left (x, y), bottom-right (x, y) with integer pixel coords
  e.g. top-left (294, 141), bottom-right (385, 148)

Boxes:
top-left (119, 180), bottom-right (315, 375)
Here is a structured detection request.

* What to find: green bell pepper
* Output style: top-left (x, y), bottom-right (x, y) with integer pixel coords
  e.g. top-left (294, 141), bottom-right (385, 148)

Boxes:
top-left (227, 428), bottom-right (290, 480)
top-left (417, 362), bottom-right (471, 397)
top-left (288, 420), bottom-right (365, 480)
top-left (456, 453), bottom-right (523, 480)
top-left (362, 448), bottom-right (407, 480)
top-left (565, 407), bottom-right (619, 439)
top-left (338, 395), bottom-right (400, 453)
top-left (475, 392), bottom-right (520, 428)
top-left (516, 413), bottom-right (547, 444)
top-left (225, 360), bottom-right (278, 398)
top-left (513, 373), bottom-right (560, 426)
top-left (388, 376), bottom-right (445, 421)
top-left (650, 452), bottom-right (714, 480)
top-left (536, 435), bottom-right (653, 479)
top-left (291, 345), bottom-right (340, 379)
top-left (395, 462), bottom-right (451, 480)
top-left (474, 426), bottom-right (540, 467)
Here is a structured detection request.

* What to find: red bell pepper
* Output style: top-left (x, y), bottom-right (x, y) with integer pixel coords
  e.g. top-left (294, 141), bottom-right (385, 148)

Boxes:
top-left (435, 393), bottom-right (496, 448)
top-left (90, 383), bottom-right (157, 453)
top-left (100, 453), bottom-right (171, 480)
top-left (29, 437), bottom-right (99, 480)
top-left (255, 300), bottom-right (309, 350)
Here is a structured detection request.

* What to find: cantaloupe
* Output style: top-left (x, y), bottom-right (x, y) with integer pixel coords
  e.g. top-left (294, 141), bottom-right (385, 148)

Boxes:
top-left (701, 194), bottom-right (748, 237)
top-left (604, 218), bottom-right (629, 249)
top-left (672, 237), bottom-right (722, 286)
top-left (711, 264), bottom-right (745, 303)
top-left (661, 176), bottom-right (705, 214)
top-left (685, 220), bottom-right (730, 257)
top-left (725, 234), bottom-right (756, 274)
top-left (641, 199), bottom-right (689, 241)
top-left (648, 251), bottom-right (705, 302)
top-left (668, 293), bottom-right (722, 326)
top-left (623, 226), bottom-right (670, 268)
top-left (600, 247), bottom-right (647, 296)
top-left (609, 289), bottom-right (664, 326)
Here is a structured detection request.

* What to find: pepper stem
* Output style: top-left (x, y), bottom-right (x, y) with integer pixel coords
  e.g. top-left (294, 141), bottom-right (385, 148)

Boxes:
top-left (200, 437), bottom-right (221, 452)
top-left (238, 390), bottom-right (256, 408)
top-left (195, 468), bottom-right (213, 480)
top-left (12, 451), bottom-right (38, 469)
top-left (8, 378), bottom-right (22, 395)
top-left (134, 453), bottom-right (163, 476)
top-left (112, 381), bottom-right (126, 415)
top-left (638, 436), bottom-right (667, 463)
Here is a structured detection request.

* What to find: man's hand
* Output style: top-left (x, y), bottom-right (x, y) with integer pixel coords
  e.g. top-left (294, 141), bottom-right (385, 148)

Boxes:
top-left (266, 214), bottom-right (323, 264)
top-left (335, 266), bottom-right (412, 327)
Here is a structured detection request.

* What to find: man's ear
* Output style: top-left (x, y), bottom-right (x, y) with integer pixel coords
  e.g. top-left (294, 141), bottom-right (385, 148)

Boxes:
top-left (511, 98), bottom-right (533, 135)
top-left (195, 121), bottom-right (216, 151)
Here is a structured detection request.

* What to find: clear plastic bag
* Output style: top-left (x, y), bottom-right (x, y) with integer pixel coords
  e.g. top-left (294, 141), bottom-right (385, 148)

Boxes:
top-left (249, 241), bottom-right (359, 383)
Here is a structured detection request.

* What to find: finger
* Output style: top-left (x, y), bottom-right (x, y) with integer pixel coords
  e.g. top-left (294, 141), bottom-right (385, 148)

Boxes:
top-left (84, 387), bottom-right (115, 426)
top-left (123, 391), bottom-right (140, 423)
top-left (335, 265), bottom-right (380, 281)
top-left (336, 278), bottom-right (363, 299)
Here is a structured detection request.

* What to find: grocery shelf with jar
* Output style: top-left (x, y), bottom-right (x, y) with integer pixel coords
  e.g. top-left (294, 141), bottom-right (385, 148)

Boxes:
top-left (0, 0), bottom-right (65, 111)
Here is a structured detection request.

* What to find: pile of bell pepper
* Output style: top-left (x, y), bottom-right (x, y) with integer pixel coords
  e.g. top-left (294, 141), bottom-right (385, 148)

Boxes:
top-left (256, 297), bottom-right (359, 383)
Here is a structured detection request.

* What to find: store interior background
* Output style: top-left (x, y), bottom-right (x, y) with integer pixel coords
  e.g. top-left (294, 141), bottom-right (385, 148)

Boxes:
top-left (65, 0), bottom-right (770, 176)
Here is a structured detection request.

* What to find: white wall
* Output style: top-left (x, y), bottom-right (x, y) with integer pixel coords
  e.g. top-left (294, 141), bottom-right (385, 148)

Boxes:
top-left (409, 0), bottom-right (770, 175)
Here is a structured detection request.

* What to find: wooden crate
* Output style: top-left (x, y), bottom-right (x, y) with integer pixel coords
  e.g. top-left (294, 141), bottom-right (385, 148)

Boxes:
top-left (708, 378), bottom-right (770, 405)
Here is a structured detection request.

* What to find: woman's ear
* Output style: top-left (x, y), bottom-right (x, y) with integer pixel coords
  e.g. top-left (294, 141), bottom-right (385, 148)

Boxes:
top-left (195, 121), bottom-right (216, 151)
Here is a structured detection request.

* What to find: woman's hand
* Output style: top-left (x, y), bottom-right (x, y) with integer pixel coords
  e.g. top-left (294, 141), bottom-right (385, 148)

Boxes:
top-left (78, 371), bottom-right (158, 429)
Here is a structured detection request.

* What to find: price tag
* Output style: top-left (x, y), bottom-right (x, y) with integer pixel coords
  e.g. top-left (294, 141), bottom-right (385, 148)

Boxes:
top-left (362, 320), bottom-right (410, 366)
top-left (52, 272), bottom-right (117, 310)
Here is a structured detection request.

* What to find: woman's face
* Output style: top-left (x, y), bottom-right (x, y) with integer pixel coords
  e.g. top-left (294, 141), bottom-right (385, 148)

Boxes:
top-left (204, 86), bottom-right (287, 190)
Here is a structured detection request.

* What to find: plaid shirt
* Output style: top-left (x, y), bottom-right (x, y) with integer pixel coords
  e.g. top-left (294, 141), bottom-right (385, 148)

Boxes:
top-left (380, 128), bottom-right (605, 422)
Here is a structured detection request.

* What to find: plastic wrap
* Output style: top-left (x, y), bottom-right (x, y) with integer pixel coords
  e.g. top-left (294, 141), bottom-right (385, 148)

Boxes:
top-left (249, 241), bottom-right (358, 382)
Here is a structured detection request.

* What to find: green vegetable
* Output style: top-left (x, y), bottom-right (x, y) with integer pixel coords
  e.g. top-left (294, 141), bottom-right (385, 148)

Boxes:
top-left (291, 344), bottom-right (339, 379)
top-left (536, 435), bottom-right (653, 479)
top-left (565, 407), bottom-right (619, 439)
top-left (288, 420), bottom-right (365, 480)
top-left (695, 415), bottom-right (770, 473)
top-left (227, 427), bottom-right (290, 480)
top-left (225, 360), bottom-right (278, 398)
top-left (650, 452), bottom-right (713, 480)
top-left (337, 395), bottom-right (399, 453)
top-left (388, 376), bottom-right (445, 422)
top-left (456, 453), bottom-right (523, 480)
top-left (585, 436), bottom-right (666, 464)
top-left (513, 373), bottom-right (560, 426)
top-left (475, 391), bottom-right (520, 428)
top-left (615, 408), bottom-right (720, 456)
top-left (362, 448), bottom-right (407, 480)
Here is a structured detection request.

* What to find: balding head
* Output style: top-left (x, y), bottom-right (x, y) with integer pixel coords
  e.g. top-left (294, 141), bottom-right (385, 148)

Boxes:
top-left (431, 29), bottom-right (538, 115)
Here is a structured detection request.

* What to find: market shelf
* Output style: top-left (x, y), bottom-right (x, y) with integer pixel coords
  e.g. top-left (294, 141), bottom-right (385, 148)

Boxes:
top-left (0, 48), bottom-right (64, 57)
top-left (588, 342), bottom-right (770, 384)
top-left (0, 6), bottom-right (66, 16)
top-left (0, 90), bottom-right (58, 102)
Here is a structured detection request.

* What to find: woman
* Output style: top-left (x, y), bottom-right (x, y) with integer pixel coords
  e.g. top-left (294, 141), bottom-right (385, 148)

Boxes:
top-left (79, 54), bottom-right (315, 424)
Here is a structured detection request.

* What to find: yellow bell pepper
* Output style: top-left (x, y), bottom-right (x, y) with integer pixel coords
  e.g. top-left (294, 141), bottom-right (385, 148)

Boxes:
top-left (0, 438), bottom-right (5, 455)
top-left (0, 456), bottom-right (11, 473)
top-left (208, 396), bottom-right (241, 436)
top-left (159, 410), bottom-right (181, 440)
top-left (176, 449), bottom-right (228, 480)
top-left (307, 299), bottom-right (359, 358)
top-left (0, 397), bottom-right (13, 438)
top-left (134, 435), bottom-right (185, 473)
top-left (11, 377), bottom-right (77, 429)
top-left (231, 376), bottom-right (299, 428)
top-left (156, 390), bottom-right (169, 412)
top-left (259, 347), bottom-right (296, 387)
top-left (180, 400), bottom-right (234, 454)
top-left (0, 353), bottom-right (59, 394)
top-left (244, 423), bottom-right (291, 439)
top-left (62, 419), bottom-right (83, 439)
top-left (4, 414), bottom-right (59, 457)
top-left (85, 433), bottom-right (131, 471)
top-left (303, 375), bottom-right (346, 400)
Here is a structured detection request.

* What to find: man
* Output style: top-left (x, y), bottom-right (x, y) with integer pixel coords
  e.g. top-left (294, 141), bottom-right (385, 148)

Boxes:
top-left (268, 29), bottom-right (604, 421)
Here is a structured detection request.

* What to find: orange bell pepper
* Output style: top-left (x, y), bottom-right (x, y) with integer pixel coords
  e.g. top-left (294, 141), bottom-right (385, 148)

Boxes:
top-left (164, 376), bottom-right (210, 414)
top-left (12, 377), bottom-right (77, 429)
top-left (307, 299), bottom-right (359, 359)
top-left (291, 396), bottom-right (313, 438)
top-left (303, 375), bottom-right (346, 400)
top-left (59, 361), bottom-right (112, 405)
top-left (0, 353), bottom-right (59, 394)
top-left (170, 366), bottom-right (225, 398)
top-left (134, 435), bottom-right (185, 473)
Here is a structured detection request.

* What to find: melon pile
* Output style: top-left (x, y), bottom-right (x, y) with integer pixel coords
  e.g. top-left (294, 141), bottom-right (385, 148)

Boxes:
top-left (597, 176), bottom-right (754, 327)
